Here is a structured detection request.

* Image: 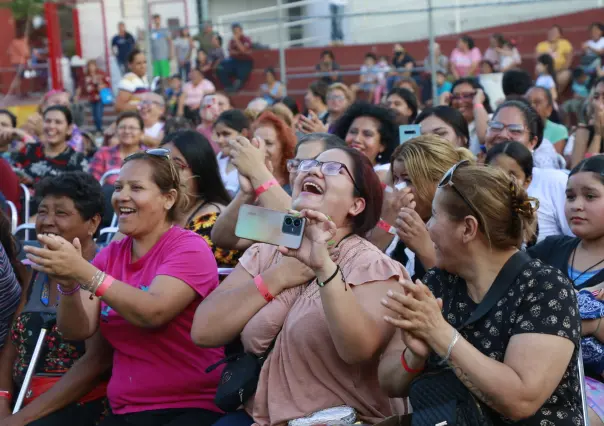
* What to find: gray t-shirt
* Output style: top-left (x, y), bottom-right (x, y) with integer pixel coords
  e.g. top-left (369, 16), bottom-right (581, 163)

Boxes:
top-left (151, 29), bottom-right (171, 61)
top-left (173, 37), bottom-right (190, 63)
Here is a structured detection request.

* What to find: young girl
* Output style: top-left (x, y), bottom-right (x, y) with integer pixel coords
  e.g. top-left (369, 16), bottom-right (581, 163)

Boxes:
top-left (213, 109), bottom-right (251, 196)
top-left (485, 140), bottom-right (538, 246)
top-left (528, 156), bottom-right (604, 426)
top-left (535, 53), bottom-right (559, 102)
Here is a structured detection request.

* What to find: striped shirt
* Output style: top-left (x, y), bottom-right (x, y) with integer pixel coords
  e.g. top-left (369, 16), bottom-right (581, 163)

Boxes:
top-left (0, 243), bottom-right (21, 349)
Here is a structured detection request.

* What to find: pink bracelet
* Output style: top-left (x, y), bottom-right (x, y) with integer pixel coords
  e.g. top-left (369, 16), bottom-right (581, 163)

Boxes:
top-left (378, 219), bottom-right (397, 235)
top-left (254, 274), bottom-right (274, 303)
top-left (57, 283), bottom-right (81, 296)
top-left (95, 275), bottom-right (115, 298)
top-left (254, 178), bottom-right (279, 198)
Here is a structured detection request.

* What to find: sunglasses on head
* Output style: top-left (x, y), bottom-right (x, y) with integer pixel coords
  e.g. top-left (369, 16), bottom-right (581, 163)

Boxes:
top-left (438, 160), bottom-right (483, 228)
top-left (125, 148), bottom-right (181, 185)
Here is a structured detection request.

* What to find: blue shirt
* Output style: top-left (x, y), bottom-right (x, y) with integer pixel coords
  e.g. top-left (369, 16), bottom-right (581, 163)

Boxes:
top-left (112, 32), bottom-right (136, 63)
top-left (572, 81), bottom-right (589, 98)
top-left (437, 81), bottom-right (452, 97)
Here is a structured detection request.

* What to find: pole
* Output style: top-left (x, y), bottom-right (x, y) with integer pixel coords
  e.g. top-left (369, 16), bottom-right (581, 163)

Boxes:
top-left (44, 2), bottom-right (63, 91)
top-left (454, 0), bottom-right (461, 33)
top-left (276, 0), bottom-right (287, 87)
top-left (201, 0), bottom-right (210, 26)
top-left (143, 0), bottom-right (153, 86)
top-left (428, 0), bottom-right (438, 106)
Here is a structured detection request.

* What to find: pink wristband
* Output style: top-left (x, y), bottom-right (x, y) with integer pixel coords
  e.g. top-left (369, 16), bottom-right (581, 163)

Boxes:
top-left (378, 219), bottom-right (397, 235)
top-left (254, 274), bottom-right (274, 303)
top-left (95, 275), bottom-right (115, 298)
top-left (254, 178), bottom-right (279, 198)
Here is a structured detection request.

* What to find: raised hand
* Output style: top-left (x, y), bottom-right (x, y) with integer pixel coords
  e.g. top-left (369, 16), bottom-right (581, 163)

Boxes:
top-left (278, 209), bottom-right (337, 272)
top-left (24, 234), bottom-right (86, 284)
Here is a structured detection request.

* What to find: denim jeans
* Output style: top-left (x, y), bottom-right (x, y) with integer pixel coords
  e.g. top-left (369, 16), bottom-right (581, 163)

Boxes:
top-left (330, 4), bottom-right (344, 42)
top-left (179, 61), bottom-right (191, 81)
top-left (90, 101), bottom-right (104, 132)
top-left (217, 58), bottom-right (253, 90)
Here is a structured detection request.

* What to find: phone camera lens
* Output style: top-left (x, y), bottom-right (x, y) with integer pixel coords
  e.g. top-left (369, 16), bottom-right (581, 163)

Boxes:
top-left (284, 217), bottom-right (293, 225)
top-left (293, 219), bottom-right (301, 227)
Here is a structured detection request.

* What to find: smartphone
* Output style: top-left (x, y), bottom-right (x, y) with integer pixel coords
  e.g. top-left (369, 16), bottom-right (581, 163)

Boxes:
top-left (235, 205), bottom-right (306, 249)
top-left (399, 124), bottom-right (421, 144)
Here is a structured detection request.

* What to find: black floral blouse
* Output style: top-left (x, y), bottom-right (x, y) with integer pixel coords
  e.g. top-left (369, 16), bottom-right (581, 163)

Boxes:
top-left (186, 212), bottom-right (242, 267)
top-left (422, 258), bottom-right (583, 425)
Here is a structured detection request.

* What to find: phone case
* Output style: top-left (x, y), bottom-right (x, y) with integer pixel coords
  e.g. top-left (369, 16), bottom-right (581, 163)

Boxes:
top-left (399, 124), bottom-right (421, 144)
top-left (235, 205), bottom-right (305, 249)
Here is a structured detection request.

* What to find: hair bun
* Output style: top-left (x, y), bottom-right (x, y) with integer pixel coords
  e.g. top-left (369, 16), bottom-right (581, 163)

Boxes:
top-left (509, 180), bottom-right (539, 219)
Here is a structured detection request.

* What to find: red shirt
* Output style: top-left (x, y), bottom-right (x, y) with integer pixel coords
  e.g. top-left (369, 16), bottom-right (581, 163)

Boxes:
top-left (0, 158), bottom-right (21, 214)
top-left (82, 71), bottom-right (111, 102)
top-left (228, 35), bottom-right (253, 60)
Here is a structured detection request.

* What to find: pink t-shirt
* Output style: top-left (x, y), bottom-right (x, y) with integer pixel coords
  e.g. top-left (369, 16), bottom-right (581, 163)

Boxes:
top-left (450, 47), bottom-right (482, 77)
top-left (196, 124), bottom-right (220, 154)
top-left (94, 226), bottom-right (224, 415)
top-left (183, 79), bottom-right (216, 109)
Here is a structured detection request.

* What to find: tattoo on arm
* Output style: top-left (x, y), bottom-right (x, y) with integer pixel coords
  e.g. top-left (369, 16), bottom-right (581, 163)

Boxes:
top-left (451, 364), bottom-right (496, 409)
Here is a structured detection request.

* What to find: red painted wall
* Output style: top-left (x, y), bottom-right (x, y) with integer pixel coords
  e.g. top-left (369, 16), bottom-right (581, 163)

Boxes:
top-left (0, 6), bottom-right (17, 94)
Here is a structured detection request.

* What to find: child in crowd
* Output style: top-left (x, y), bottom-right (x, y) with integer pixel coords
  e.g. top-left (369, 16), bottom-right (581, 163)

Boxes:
top-left (535, 53), bottom-right (558, 101)
top-left (562, 68), bottom-right (591, 126)
top-left (165, 75), bottom-right (182, 116)
top-left (352, 53), bottom-right (379, 101)
top-left (374, 55), bottom-right (391, 103)
top-left (436, 69), bottom-right (453, 97)
top-left (499, 40), bottom-right (520, 72)
top-left (480, 60), bottom-right (495, 74)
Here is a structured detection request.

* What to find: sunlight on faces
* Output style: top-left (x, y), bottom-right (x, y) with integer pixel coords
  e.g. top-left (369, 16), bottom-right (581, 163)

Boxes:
top-left (420, 115), bottom-right (465, 148)
top-left (0, 113), bottom-right (13, 129)
top-left (112, 160), bottom-right (176, 238)
top-left (427, 188), bottom-right (467, 273)
top-left (391, 160), bottom-right (433, 221)
top-left (43, 110), bottom-right (72, 147)
top-left (36, 196), bottom-right (97, 244)
top-left (288, 140), bottom-right (325, 188)
top-left (213, 121), bottom-right (241, 157)
top-left (485, 107), bottom-right (533, 151)
top-left (344, 116), bottom-right (384, 165)
top-left (386, 94), bottom-right (412, 120)
top-left (117, 117), bottom-right (143, 148)
top-left (327, 89), bottom-right (349, 115)
top-left (292, 149), bottom-right (365, 230)
top-left (452, 82), bottom-right (475, 122)
top-left (488, 154), bottom-right (531, 190)
top-left (254, 125), bottom-right (281, 170)
top-left (565, 172), bottom-right (604, 239)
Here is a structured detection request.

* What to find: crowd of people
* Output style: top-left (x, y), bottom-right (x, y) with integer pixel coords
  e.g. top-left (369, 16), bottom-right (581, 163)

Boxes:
top-left (1, 16), bottom-right (604, 426)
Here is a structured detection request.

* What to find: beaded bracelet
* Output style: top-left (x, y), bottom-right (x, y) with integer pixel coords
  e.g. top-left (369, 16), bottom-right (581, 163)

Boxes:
top-left (57, 283), bottom-right (81, 296)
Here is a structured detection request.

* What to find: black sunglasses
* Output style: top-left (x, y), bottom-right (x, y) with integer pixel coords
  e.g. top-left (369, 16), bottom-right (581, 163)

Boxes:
top-left (438, 160), bottom-right (482, 228)
top-left (125, 148), bottom-right (179, 186)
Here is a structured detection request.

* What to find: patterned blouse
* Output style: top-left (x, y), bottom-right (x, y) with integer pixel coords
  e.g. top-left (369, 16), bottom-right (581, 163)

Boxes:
top-left (422, 258), bottom-right (583, 425)
top-left (82, 71), bottom-right (111, 103)
top-left (13, 142), bottom-right (88, 186)
top-left (185, 212), bottom-right (241, 267)
top-left (89, 145), bottom-right (144, 184)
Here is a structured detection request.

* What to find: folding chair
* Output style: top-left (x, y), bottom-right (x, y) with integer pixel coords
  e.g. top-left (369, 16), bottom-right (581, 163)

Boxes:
top-left (99, 169), bottom-right (121, 186)
top-left (5, 200), bottom-right (18, 234)
top-left (578, 346), bottom-right (590, 426)
top-left (20, 184), bottom-right (31, 240)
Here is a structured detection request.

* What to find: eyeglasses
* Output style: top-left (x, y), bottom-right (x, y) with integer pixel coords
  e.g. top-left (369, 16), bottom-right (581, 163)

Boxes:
top-left (327, 94), bottom-right (346, 102)
top-left (125, 148), bottom-right (180, 186)
top-left (438, 160), bottom-right (483, 229)
top-left (487, 121), bottom-right (526, 136)
top-left (297, 159), bottom-right (362, 195)
top-left (451, 92), bottom-right (476, 101)
top-left (117, 126), bottom-right (141, 133)
top-left (286, 158), bottom-right (302, 173)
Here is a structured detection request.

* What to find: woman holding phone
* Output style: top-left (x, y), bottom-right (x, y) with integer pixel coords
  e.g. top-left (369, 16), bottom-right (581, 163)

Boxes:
top-left (192, 144), bottom-right (408, 426)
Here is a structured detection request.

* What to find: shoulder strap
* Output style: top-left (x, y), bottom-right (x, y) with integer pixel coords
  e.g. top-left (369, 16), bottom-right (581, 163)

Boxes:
top-left (461, 251), bottom-right (532, 329)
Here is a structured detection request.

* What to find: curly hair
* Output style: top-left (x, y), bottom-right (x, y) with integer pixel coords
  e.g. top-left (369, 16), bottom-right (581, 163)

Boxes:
top-left (36, 172), bottom-right (104, 223)
top-left (331, 101), bottom-right (399, 165)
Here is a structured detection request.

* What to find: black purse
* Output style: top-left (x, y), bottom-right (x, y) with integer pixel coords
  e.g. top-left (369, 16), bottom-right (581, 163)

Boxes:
top-left (206, 333), bottom-right (280, 412)
top-left (408, 251), bottom-right (533, 426)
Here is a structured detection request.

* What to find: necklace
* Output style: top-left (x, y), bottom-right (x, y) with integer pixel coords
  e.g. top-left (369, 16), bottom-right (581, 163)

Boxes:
top-left (569, 242), bottom-right (604, 287)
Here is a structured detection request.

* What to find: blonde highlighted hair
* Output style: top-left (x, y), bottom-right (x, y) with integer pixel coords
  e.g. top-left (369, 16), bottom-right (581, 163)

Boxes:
top-left (392, 135), bottom-right (475, 203)
top-left (328, 82), bottom-right (354, 103)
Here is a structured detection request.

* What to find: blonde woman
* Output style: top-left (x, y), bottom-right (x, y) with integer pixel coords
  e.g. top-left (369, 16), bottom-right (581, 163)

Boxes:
top-left (372, 135), bottom-right (474, 281)
top-left (298, 82), bottom-right (353, 134)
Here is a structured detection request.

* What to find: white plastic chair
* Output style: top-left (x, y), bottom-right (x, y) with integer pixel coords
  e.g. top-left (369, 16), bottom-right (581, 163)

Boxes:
top-left (5, 201), bottom-right (18, 234)
top-left (99, 169), bottom-right (121, 186)
top-left (578, 346), bottom-right (590, 426)
top-left (20, 184), bottom-right (31, 240)
top-left (15, 223), bottom-right (35, 240)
